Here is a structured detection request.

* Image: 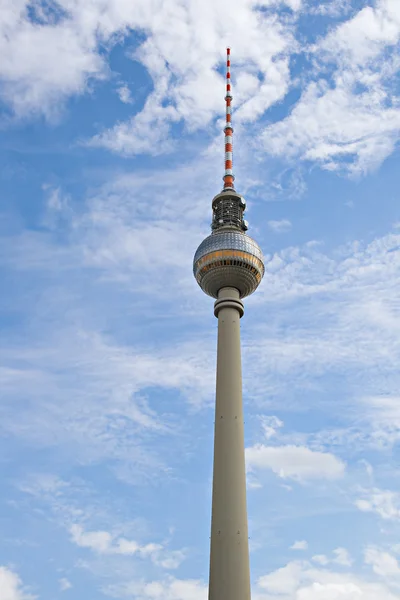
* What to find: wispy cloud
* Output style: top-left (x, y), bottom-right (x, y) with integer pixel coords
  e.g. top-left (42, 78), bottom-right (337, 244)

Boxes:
top-left (104, 576), bottom-right (207, 600)
top-left (0, 567), bottom-right (34, 600)
top-left (267, 219), bottom-right (292, 233)
top-left (0, 329), bottom-right (216, 481)
top-left (259, 416), bottom-right (284, 440)
top-left (71, 525), bottom-right (186, 569)
top-left (0, 0), bottom-right (296, 137)
top-left (312, 548), bottom-right (353, 567)
top-left (290, 540), bottom-right (308, 551)
top-left (356, 488), bottom-right (400, 520)
top-left (305, 0), bottom-right (353, 18)
top-left (256, 553), bottom-right (400, 600)
top-left (262, 0), bottom-right (400, 175)
top-left (0, 164), bottom-right (220, 479)
top-left (59, 578), bottom-right (72, 592)
top-left (2, 0), bottom-right (400, 177)
top-left (246, 444), bottom-right (346, 481)
top-left (365, 546), bottom-right (400, 580)
top-left (117, 85), bottom-right (133, 105)
top-left (0, 1), bottom-right (105, 120)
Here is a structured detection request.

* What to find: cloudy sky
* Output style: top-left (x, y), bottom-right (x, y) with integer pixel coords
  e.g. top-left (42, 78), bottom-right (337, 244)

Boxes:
top-left (2, 0), bottom-right (400, 599)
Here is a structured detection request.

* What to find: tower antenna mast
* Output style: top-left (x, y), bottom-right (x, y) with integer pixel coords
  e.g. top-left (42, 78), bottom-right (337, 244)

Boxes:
top-left (224, 47), bottom-right (235, 191)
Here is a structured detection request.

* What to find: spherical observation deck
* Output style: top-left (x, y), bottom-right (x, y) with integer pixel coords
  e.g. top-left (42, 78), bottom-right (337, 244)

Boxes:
top-left (193, 229), bottom-right (265, 299)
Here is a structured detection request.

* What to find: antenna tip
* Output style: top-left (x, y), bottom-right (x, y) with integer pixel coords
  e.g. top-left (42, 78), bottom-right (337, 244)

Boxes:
top-left (227, 47), bottom-right (231, 54)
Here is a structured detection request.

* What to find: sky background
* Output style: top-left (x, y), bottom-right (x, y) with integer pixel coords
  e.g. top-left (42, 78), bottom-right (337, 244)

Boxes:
top-left (2, 0), bottom-right (400, 599)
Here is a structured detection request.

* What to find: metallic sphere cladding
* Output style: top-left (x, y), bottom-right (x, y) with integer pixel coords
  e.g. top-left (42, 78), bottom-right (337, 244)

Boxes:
top-left (193, 230), bottom-right (264, 299)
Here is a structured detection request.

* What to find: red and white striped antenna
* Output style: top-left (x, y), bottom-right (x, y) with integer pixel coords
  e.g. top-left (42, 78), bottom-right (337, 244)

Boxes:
top-left (223, 47), bottom-right (235, 191)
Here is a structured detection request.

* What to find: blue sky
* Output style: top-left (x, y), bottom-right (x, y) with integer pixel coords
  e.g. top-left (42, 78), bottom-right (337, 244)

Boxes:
top-left (2, 0), bottom-right (400, 599)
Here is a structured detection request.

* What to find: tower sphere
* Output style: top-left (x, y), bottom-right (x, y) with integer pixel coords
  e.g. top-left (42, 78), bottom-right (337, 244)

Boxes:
top-left (193, 228), bottom-right (264, 299)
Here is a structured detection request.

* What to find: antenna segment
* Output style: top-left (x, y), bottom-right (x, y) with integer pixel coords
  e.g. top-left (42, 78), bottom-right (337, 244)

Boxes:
top-left (223, 47), bottom-right (235, 191)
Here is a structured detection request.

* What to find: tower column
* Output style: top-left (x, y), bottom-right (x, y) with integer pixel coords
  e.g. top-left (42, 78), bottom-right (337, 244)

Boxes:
top-left (209, 287), bottom-right (251, 600)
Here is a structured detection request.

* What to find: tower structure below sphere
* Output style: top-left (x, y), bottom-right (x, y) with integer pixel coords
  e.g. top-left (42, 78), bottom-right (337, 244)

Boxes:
top-left (193, 48), bottom-right (265, 600)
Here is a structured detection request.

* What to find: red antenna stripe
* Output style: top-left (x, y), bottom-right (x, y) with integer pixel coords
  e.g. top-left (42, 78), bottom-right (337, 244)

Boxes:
top-left (224, 48), bottom-right (235, 189)
top-left (224, 47), bottom-right (235, 190)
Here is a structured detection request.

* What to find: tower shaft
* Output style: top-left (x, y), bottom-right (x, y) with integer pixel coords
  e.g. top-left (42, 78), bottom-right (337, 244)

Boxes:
top-left (209, 287), bottom-right (251, 600)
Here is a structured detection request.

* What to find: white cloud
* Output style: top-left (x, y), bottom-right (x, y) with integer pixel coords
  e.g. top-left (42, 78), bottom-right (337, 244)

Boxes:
top-left (291, 540), bottom-right (308, 551)
top-left (0, 161), bottom-right (225, 480)
top-left (318, 0), bottom-right (400, 64)
top-left (19, 473), bottom-right (70, 498)
top-left (312, 555), bottom-right (329, 566)
top-left (90, 4), bottom-right (297, 155)
top-left (88, 88), bottom-right (179, 156)
top-left (364, 546), bottom-right (400, 580)
top-left (262, 75), bottom-right (400, 176)
top-left (2, 0), bottom-right (400, 175)
top-left (1, 164), bottom-right (222, 474)
top-left (59, 578), bottom-right (72, 592)
top-left (363, 396), bottom-right (400, 431)
top-left (356, 488), bottom-right (400, 520)
top-left (295, 581), bottom-right (397, 600)
top-left (70, 525), bottom-right (186, 569)
top-left (306, 0), bottom-right (352, 17)
top-left (72, 160), bottom-right (213, 280)
top-left (258, 231), bottom-right (400, 306)
top-left (260, 416), bottom-right (284, 440)
top-left (311, 549), bottom-right (352, 568)
top-left (262, 0), bottom-right (400, 175)
top-left (43, 185), bottom-right (68, 212)
top-left (0, 1), bottom-right (106, 120)
top-left (245, 230), bottom-right (400, 421)
top-left (0, 0), bottom-right (297, 135)
top-left (246, 444), bottom-right (346, 481)
top-left (256, 558), bottom-right (400, 600)
top-left (0, 567), bottom-right (34, 600)
top-left (71, 525), bottom-right (113, 553)
top-left (105, 576), bottom-right (207, 600)
top-left (360, 460), bottom-right (374, 479)
top-left (41, 185), bottom-right (72, 229)
top-left (333, 548), bottom-right (353, 567)
top-left (258, 561), bottom-right (304, 595)
top-left (117, 85), bottom-right (133, 104)
top-left (0, 325), bottom-right (217, 477)
top-left (268, 219), bottom-right (292, 233)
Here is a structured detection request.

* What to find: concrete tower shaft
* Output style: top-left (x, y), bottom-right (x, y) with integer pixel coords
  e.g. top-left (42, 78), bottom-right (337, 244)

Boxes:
top-left (209, 286), bottom-right (251, 600)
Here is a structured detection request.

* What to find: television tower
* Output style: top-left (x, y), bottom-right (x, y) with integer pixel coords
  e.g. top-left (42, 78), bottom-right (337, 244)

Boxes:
top-left (193, 48), bottom-right (265, 600)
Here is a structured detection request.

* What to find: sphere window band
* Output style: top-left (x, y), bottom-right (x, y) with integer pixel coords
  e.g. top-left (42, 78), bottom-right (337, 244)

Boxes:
top-left (195, 249), bottom-right (264, 272)
top-left (194, 244), bottom-right (264, 298)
